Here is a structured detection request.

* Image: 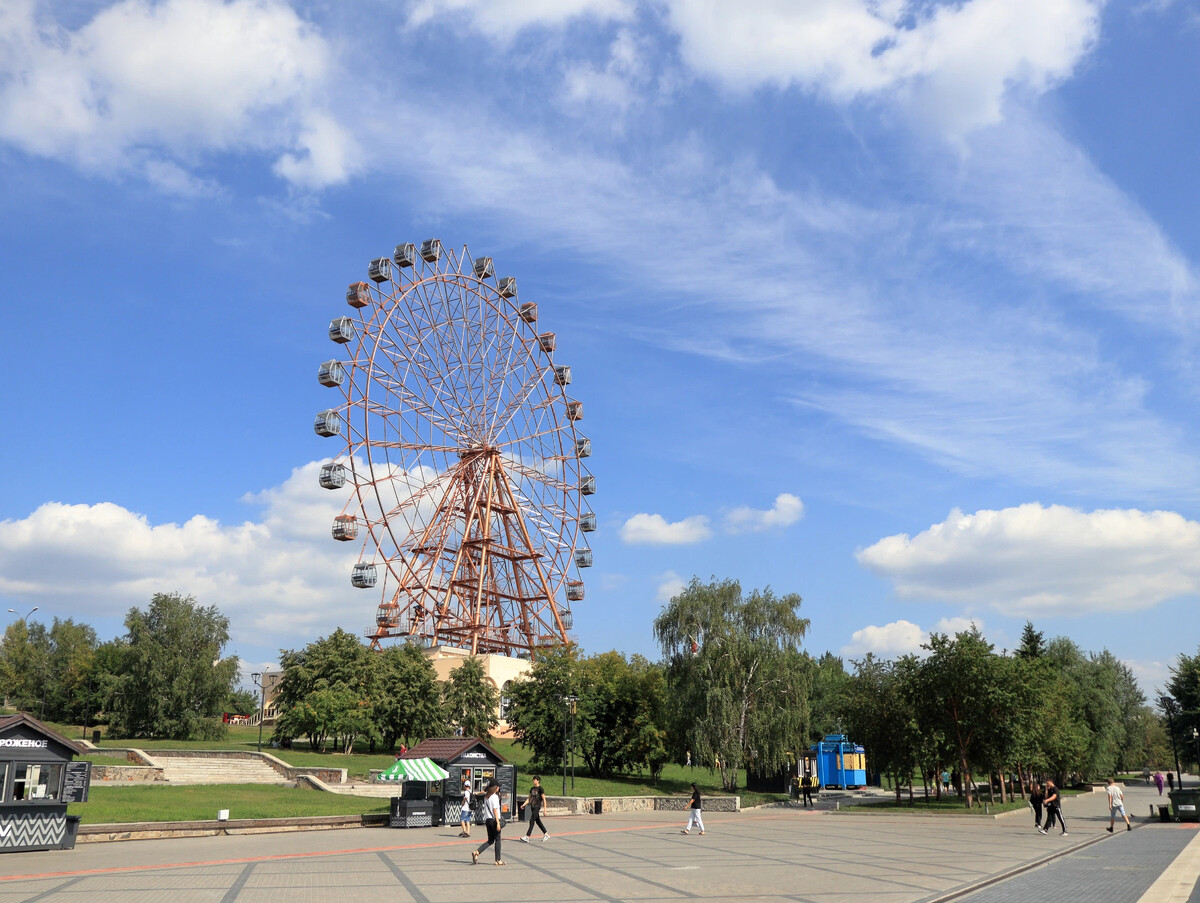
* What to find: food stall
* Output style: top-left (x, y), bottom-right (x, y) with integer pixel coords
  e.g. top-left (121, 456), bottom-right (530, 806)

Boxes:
top-left (0, 713), bottom-right (91, 852)
top-left (379, 756), bottom-right (450, 828)
top-left (399, 738), bottom-right (516, 827)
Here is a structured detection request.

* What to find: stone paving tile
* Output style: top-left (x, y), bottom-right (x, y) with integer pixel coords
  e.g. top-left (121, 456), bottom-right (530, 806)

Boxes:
top-left (0, 791), bottom-right (1193, 903)
top-left (953, 824), bottom-right (1197, 903)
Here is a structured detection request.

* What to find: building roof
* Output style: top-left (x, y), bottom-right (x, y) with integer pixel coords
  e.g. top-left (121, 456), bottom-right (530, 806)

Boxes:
top-left (0, 712), bottom-right (87, 756)
top-left (402, 736), bottom-right (505, 763)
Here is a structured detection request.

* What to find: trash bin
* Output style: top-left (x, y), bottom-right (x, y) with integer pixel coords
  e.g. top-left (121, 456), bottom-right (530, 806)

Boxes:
top-left (594, 798), bottom-right (603, 815)
top-left (1158, 804), bottom-right (1173, 822)
top-left (1169, 789), bottom-right (1200, 822)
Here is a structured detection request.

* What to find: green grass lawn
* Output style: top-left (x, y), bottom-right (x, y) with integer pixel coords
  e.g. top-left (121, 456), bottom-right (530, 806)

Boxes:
top-left (68, 784), bottom-right (389, 824)
top-left (45, 718), bottom-right (785, 808)
top-left (855, 796), bottom-right (1029, 815)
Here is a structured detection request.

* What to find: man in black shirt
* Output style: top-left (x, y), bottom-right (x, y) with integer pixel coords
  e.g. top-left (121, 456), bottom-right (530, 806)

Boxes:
top-left (1038, 780), bottom-right (1067, 836)
top-left (520, 775), bottom-right (550, 842)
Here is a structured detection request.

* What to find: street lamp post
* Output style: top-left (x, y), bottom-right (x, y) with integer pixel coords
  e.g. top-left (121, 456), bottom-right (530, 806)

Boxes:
top-left (7, 607), bottom-right (38, 624)
top-left (1193, 728), bottom-right (1199, 787)
top-left (251, 673), bottom-right (277, 754)
top-left (560, 695), bottom-right (578, 795)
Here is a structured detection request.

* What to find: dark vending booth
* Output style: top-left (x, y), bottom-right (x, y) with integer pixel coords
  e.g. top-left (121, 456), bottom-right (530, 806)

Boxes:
top-left (400, 738), bottom-right (516, 828)
top-left (0, 713), bottom-right (91, 852)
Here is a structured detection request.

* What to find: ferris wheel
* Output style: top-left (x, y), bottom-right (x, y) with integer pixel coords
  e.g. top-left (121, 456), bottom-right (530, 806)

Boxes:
top-left (313, 240), bottom-right (595, 656)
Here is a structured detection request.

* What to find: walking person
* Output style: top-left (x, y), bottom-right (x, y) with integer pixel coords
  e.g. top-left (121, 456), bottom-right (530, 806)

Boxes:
top-left (519, 775), bottom-right (550, 843)
top-left (1154, 771), bottom-right (1165, 795)
top-left (1038, 780), bottom-right (1067, 836)
top-left (1106, 778), bottom-right (1132, 833)
top-left (801, 774), bottom-right (814, 808)
top-left (1029, 781), bottom-right (1044, 830)
top-left (471, 781), bottom-right (505, 866)
top-left (1168, 772), bottom-right (1175, 792)
top-left (681, 782), bottom-right (705, 835)
top-left (458, 778), bottom-right (473, 838)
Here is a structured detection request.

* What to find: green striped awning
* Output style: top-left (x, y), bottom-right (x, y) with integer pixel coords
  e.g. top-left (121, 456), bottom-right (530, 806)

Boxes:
top-left (378, 757), bottom-right (451, 782)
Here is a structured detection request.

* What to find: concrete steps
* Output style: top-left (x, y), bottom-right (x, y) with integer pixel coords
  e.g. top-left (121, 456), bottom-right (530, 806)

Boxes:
top-left (155, 755), bottom-right (290, 785)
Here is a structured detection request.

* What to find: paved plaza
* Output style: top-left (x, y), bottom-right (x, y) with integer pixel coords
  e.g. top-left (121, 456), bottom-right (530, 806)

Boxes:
top-left (0, 782), bottom-right (1196, 902)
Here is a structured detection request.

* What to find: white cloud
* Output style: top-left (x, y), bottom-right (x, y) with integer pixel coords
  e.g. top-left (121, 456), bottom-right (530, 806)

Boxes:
top-left (0, 0), bottom-right (357, 190)
top-left (620, 512), bottom-right (712, 545)
top-left (0, 461), bottom-right (363, 644)
top-left (724, 493), bottom-right (804, 534)
top-left (840, 616), bottom-right (982, 658)
top-left (858, 504), bottom-right (1200, 616)
top-left (664, 0), bottom-right (1101, 137)
top-left (406, 0), bottom-right (632, 38)
top-left (655, 570), bottom-right (686, 603)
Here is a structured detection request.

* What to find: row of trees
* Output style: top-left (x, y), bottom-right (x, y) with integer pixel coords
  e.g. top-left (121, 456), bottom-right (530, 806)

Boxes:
top-left (271, 629), bottom-right (498, 753)
top-left (835, 624), bottom-right (1165, 805)
top-left (0, 593), bottom-right (253, 740)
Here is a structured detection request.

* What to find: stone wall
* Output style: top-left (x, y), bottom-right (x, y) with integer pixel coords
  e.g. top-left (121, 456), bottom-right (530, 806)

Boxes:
top-left (91, 765), bottom-right (166, 782)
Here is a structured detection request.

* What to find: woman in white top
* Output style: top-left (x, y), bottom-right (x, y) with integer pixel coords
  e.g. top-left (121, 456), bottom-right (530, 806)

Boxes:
top-left (471, 781), bottom-right (505, 866)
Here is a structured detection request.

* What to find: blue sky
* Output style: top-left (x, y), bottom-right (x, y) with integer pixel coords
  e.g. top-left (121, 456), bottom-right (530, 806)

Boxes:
top-left (1, 0), bottom-right (1198, 696)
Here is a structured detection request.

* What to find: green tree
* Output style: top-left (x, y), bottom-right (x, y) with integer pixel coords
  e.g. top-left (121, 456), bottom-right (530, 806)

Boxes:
top-left (807, 651), bottom-right (849, 744)
top-left (0, 618), bottom-right (50, 715)
top-left (505, 645), bottom-right (578, 771)
top-left (45, 618), bottom-right (99, 723)
top-left (373, 643), bottom-right (446, 748)
top-left (225, 687), bottom-right (259, 716)
top-left (654, 577), bottom-right (810, 792)
top-left (107, 593), bottom-right (239, 740)
top-left (442, 657), bottom-right (498, 740)
top-left (273, 628), bottom-right (375, 753)
top-left (922, 626), bottom-right (1003, 808)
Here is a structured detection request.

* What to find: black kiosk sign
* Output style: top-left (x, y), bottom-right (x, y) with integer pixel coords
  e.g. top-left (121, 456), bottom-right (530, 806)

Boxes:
top-left (0, 714), bottom-right (89, 852)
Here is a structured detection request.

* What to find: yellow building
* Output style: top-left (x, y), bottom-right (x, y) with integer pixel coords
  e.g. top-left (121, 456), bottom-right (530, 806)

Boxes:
top-left (423, 645), bottom-right (532, 737)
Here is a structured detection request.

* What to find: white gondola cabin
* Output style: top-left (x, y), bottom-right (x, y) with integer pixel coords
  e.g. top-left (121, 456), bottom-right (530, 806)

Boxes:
top-left (574, 549), bottom-right (593, 568)
top-left (332, 515), bottom-right (358, 541)
top-left (565, 401), bottom-right (583, 421)
top-left (318, 360), bottom-right (345, 387)
top-left (519, 302), bottom-right (537, 323)
top-left (319, 463), bottom-right (347, 489)
top-left (472, 256), bottom-right (494, 279)
top-left (580, 474), bottom-right (596, 495)
top-left (329, 317), bottom-right (355, 344)
top-left (580, 511), bottom-right (597, 532)
top-left (575, 437), bottom-right (591, 458)
top-left (498, 276), bottom-right (517, 298)
top-left (565, 581), bottom-right (585, 602)
top-left (554, 365), bottom-right (572, 386)
top-left (538, 332), bottom-right (556, 353)
top-left (367, 258), bottom-right (391, 283)
top-left (314, 409), bottom-right (342, 437)
top-left (420, 238), bottom-right (442, 262)
top-left (559, 609), bottom-right (574, 630)
top-left (352, 563), bottom-right (378, 588)
top-left (393, 243), bottom-right (417, 268)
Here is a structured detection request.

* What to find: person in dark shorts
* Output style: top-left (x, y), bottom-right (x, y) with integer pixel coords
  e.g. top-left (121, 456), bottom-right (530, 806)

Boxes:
top-left (520, 775), bottom-right (550, 842)
top-left (801, 774), bottom-right (814, 807)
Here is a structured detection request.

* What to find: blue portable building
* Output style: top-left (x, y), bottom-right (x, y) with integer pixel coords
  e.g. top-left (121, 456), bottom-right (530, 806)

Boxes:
top-left (810, 734), bottom-right (866, 789)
